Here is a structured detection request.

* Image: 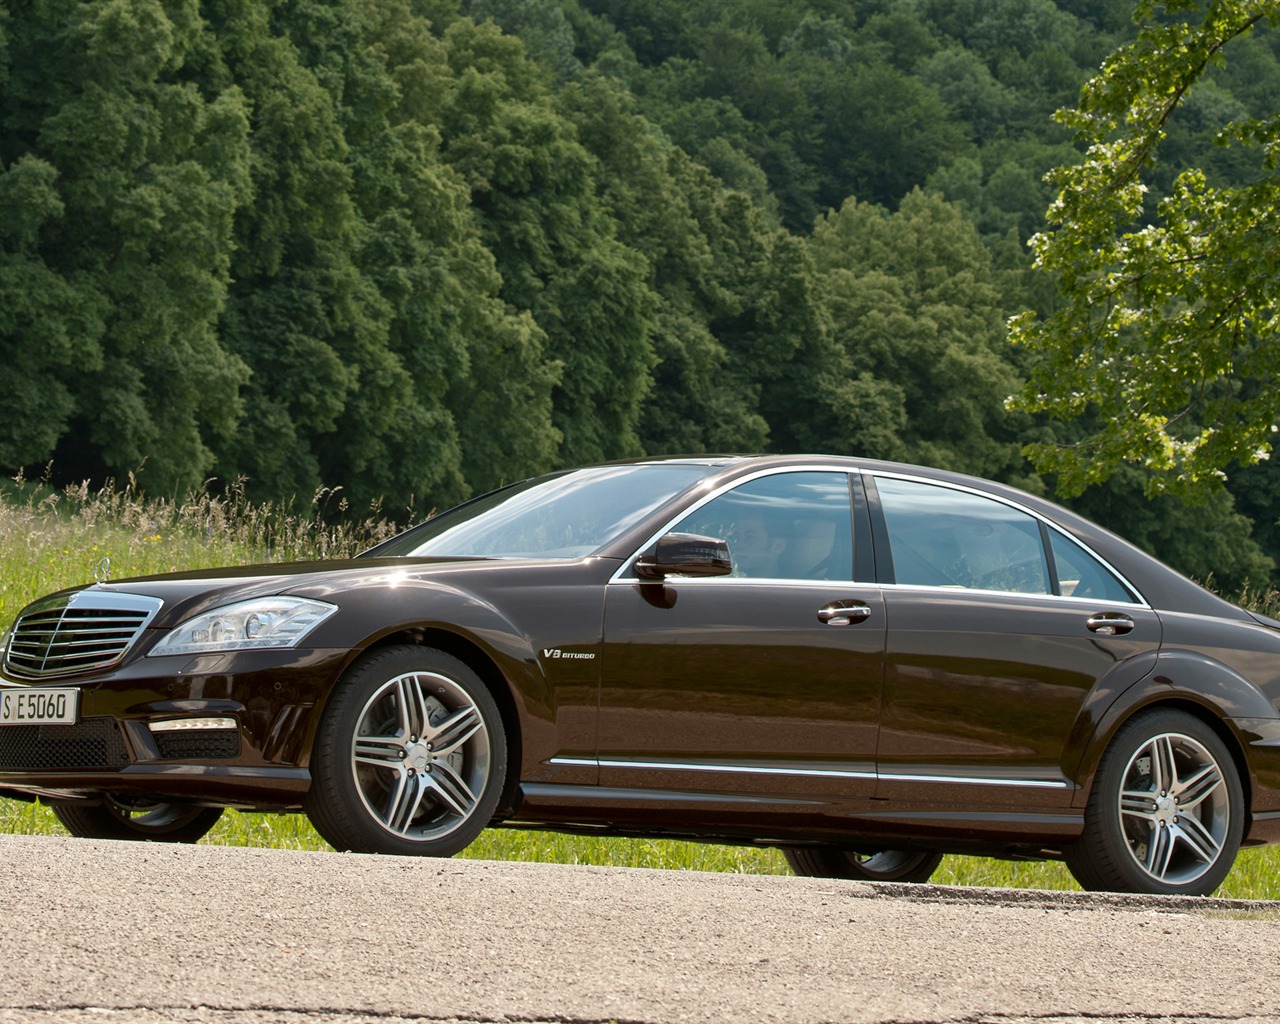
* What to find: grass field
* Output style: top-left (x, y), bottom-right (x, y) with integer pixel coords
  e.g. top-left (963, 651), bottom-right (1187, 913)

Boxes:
top-left (2, 476), bottom-right (1280, 898)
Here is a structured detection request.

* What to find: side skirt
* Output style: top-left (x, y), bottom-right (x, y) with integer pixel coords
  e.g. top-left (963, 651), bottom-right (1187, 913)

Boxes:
top-left (510, 781), bottom-right (1084, 852)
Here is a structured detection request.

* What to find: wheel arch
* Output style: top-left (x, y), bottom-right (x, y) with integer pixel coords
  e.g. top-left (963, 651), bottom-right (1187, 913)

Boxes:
top-left (1072, 652), bottom-right (1268, 825)
top-left (326, 626), bottom-right (527, 820)
top-left (305, 581), bottom-right (551, 713)
top-left (302, 582), bottom-right (548, 821)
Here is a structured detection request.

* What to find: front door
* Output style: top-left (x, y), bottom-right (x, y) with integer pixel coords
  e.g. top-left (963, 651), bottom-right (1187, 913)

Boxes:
top-left (597, 470), bottom-right (885, 813)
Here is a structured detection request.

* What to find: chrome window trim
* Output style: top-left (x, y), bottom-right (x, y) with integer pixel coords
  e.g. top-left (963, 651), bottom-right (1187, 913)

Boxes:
top-left (607, 576), bottom-right (876, 590)
top-left (552, 756), bottom-right (1069, 789)
top-left (874, 581), bottom-right (1144, 609)
top-left (609, 464), bottom-right (858, 586)
top-left (866, 470), bottom-right (1151, 608)
top-left (608, 462), bottom-right (1149, 608)
top-left (603, 574), bottom-right (1140, 606)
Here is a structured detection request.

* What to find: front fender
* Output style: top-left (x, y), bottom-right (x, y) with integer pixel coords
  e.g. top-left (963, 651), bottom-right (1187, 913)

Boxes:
top-left (297, 573), bottom-right (606, 778)
top-left (306, 578), bottom-right (552, 721)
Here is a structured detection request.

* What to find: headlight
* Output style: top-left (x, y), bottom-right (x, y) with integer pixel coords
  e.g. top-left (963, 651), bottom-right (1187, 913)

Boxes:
top-left (147, 597), bottom-right (337, 657)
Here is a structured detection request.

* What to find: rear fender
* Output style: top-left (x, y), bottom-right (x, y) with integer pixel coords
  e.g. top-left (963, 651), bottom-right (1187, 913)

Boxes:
top-left (1061, 650), bottom-right (1158, 789)
top-left (1069, 648), bottom-right (1278, 808)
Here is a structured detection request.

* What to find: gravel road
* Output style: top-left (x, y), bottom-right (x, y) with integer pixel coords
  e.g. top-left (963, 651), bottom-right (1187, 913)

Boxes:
top-left (1, 832), bottom-right (1278, 1024)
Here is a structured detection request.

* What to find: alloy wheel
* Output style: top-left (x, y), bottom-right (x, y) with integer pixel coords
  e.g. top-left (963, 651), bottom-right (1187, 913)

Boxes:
top-left (349, 670), bottom-right (493, 842)
top-left (1117, 731), bottom-right (1231, 888)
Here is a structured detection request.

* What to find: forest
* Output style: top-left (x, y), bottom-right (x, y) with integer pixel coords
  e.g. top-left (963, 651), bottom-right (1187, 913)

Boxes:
top-left (2, 0), bottom-right (1280, 590)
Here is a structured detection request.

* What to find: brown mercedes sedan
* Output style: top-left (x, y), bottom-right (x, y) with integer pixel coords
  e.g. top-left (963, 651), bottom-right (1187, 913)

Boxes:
top-left (3, 455), bottom-right (1280, 896)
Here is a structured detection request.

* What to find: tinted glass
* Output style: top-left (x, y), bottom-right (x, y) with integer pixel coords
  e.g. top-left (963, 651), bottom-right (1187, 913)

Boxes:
top-left (1049, 529), bottom-right (1136, 603)
top-left (374, 464), bottom-right (715, 559)
top-left (876, 477), bottom-right (1051, 594)
top-left (670, 472), bottom-right (854, 580)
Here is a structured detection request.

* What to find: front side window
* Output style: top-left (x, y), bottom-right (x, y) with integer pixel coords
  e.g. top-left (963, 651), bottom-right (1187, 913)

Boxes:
top-left (669, 472), bottom-right (854, 580)
top-left (875, 477), bottom-right (1051, 595)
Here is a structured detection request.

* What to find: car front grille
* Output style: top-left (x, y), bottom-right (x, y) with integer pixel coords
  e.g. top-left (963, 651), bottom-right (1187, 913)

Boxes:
top-left (3, 592), bottom-right (163, 679)
top-left (0, 717), bottom-right (129, 770)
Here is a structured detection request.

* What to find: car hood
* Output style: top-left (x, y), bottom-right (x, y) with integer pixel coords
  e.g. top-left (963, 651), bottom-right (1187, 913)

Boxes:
top-left (64, 556), bottom-right (591, 630)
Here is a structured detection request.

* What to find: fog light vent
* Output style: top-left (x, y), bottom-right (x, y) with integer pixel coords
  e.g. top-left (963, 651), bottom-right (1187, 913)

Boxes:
top-left (153, 729), bottom-right (241, 760)
top-left (149, 717), bottom-right (237, 733)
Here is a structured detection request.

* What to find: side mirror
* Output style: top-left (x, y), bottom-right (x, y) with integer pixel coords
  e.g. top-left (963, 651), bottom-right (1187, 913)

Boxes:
top-left (635, 533), bottom-right (732, 580)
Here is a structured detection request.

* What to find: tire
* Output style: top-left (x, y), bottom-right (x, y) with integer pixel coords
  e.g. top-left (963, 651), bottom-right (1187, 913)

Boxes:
top-left (51, 797), bottom-right (223, 843)
top-left (1066, 708), bottom-right (1243, 896)
top-left (305, 645), bottom-right (507, 856)
top-left (784, 846), bottom-right (943, 883)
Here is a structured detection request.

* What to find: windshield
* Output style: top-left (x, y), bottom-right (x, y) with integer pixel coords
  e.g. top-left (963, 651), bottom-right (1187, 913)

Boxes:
top-left (367, 463), bottom-right (718, 559)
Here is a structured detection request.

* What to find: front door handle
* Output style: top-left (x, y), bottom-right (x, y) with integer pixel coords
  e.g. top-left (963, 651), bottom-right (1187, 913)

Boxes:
top-left (1087, 613), bottom-right (1136, 636)
top-left (817, 601), bottom-right (872, 626)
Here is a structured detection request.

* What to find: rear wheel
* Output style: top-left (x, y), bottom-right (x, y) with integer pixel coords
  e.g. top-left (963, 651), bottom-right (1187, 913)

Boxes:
top-left (305, 645), bottom-right (507, 856)
top-left (1066, 709), bottom-right (1243, 895)
top-left (784, 846), bottom-right (943, 883)
top-left (51, 797), bottom-right (223, 843)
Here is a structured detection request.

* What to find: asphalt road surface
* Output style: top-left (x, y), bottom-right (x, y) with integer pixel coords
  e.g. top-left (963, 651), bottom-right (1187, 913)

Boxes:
top-left (1, 833), bottom-right (1279, 1024)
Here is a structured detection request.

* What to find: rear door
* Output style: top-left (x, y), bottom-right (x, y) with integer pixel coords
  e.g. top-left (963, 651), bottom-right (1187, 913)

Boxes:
top-left (867, 472), bottom-right (1161, 814)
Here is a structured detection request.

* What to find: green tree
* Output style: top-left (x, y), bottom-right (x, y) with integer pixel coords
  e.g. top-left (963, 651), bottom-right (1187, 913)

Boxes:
top-left (808, 190), bottom-right (1029, 482)
top-left (814, 60), bottom-right (970, 210)
top-left (1009, 1), bottom-right (1280, 496)
top-left (559, 76), bottom-right (769, 453)
top-left (439, 18), bottom-right (657, 467)
top-left (0, 155), bottom-right (107, 470)
top-left (270, 0), bottom-right (559, 505)
top-left (1, 0), bottom-right (252, 494)
top-left (1069, 464), bottom-right (1273, 593)
top-left (366, 0), bottom-right (559, 495)
top-left (204, 0), bottom-right (378, 504)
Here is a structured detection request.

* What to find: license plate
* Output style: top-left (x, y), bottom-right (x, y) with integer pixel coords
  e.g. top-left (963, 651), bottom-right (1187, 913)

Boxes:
top-left (0, 687), bottom-right (79, 725)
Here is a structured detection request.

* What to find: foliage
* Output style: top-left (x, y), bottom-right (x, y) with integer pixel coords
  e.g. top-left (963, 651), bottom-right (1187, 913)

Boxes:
top-left (1010, 0), bottom-right (1280, 497)
top-left (807, 190), bottom-right (1030, 482)
top-left (4, 1), bottom-right (1280, 587)
top-left (0, 1), bottom-right (252, 494)
top-left (438, 17), bottom-right (656, 466)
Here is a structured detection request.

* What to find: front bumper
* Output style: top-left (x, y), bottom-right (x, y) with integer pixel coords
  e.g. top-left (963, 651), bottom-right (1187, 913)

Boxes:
top-left (0, 646), bottom-right (354, 809)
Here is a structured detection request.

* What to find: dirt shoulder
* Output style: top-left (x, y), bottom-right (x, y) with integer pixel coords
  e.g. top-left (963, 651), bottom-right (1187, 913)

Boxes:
top-left (1, 834), bottom-right (1278, 1024)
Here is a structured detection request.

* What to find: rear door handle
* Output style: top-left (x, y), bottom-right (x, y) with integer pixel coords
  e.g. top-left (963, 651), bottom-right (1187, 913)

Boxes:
top-left (817, 601), bottom-right (872, 625)
top-left (1087, 613), bottom-right (1136, 636)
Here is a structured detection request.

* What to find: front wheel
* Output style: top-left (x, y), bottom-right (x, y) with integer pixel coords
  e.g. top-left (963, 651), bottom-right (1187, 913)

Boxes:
top-left (305, 645), bottom-right (508, 857)
top-left (1066, 709), bottom-right (1243, 895)
top-left (51, 797), bottom-right (223, 843)
top-left (784, 846), bottom-right (943, 883)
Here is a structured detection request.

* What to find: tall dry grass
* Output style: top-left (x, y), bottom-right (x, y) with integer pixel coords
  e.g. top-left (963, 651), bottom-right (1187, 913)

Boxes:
top-left (0, 472), bottom-right (398, 627)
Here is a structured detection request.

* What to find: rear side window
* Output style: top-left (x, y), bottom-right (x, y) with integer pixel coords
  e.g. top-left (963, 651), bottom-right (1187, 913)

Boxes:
top-left (874, 476), bottom-right (1136, 602)
top-left (1049, 529), bottom-right (1136, 603)
top-left (875, 477), bottom-right (1050, 594)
